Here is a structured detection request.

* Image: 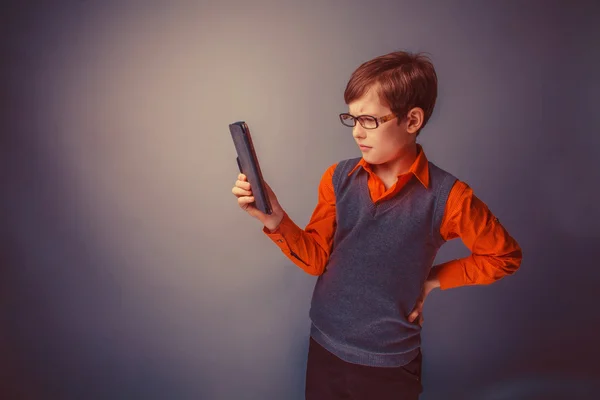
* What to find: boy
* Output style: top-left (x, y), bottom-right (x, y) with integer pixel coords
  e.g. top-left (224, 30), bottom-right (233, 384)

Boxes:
top-left (231, 51), bottom-right (522, 399)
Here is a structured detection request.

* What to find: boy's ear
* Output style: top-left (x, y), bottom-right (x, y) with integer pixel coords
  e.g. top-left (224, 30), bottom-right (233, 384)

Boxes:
top-left (405, 107), bottom-right (424, 134)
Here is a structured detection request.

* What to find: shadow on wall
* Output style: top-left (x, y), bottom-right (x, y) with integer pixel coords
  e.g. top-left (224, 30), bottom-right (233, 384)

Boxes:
top-left (0, 128), bottom-right (215, 400)
top-left (465, 376), bottom-right (600, 400)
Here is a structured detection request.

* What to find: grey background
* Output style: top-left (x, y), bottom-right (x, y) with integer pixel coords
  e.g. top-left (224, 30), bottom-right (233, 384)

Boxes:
top-left (2, 1), bottom-right (599, 399)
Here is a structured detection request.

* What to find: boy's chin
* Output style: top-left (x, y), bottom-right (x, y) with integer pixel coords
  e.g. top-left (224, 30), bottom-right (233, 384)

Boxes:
top-left (362, 153), bottom-right (384, 164)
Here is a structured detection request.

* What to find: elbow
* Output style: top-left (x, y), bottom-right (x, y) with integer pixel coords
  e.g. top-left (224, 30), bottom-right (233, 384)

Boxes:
top-left (493, 247), bottom-right (523, 280)
top-left (302, 260), bottom-right (327, 276)
top-left (297, 263), bottom-right (325, 276)
top-left (289, 251), bottom-right (326, 276)
top-left (496, 237), bottom-right (524, 275)
top-left (475, 248), bottom-right (523, 285)
top-left (506, 246), bottom-right (523, 274)
top-left (305, 267), bottom-right (325, 276)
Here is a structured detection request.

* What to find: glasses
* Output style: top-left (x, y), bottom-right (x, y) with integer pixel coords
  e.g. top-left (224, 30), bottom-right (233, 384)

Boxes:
top-left (339, 112), bottom-right (397, 129)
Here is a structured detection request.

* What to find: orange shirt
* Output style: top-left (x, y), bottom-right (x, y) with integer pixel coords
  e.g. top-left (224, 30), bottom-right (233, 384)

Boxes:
top-left (263, 145), bottom-right (522, 290)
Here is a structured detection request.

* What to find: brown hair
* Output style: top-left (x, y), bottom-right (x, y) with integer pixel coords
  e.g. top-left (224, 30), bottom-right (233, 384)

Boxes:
top-left (344, 51), bottom-right (438, 135)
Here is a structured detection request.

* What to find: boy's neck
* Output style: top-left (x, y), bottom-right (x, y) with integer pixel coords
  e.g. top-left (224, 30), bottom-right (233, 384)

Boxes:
top-left (371, 142), bottom-right (418, 180)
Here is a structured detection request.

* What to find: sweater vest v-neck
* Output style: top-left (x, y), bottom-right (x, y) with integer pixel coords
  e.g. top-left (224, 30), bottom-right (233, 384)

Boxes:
top-left (309, 157), bottom-right (457, 367)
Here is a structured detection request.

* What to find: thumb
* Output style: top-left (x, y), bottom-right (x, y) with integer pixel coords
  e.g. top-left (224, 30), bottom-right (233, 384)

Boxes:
top-left (408, 300), bottom-right (423, 322)
top-left (408, 308), bottom-right (420, 322)
top-left (408, 311), bottom-right (419, 322)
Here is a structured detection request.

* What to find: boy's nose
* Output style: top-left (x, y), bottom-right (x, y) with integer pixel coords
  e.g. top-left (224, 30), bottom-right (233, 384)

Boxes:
top-left (352, 126), bottom-right (366, 139)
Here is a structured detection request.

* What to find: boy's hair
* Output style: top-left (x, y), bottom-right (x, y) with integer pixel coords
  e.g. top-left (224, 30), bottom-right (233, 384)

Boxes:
top-left (344, 51), bottom-right (438, 135)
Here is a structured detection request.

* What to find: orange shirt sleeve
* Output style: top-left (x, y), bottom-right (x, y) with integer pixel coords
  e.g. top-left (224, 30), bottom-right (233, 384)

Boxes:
top-left (435, 181), bottom-right (523, 290)
top-left (262, 163), bottom-right (338, 275)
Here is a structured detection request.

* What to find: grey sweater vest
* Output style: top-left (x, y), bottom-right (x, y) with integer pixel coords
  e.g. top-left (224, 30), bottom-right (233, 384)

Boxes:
top-left (309, 157), bottom-right (457, 367)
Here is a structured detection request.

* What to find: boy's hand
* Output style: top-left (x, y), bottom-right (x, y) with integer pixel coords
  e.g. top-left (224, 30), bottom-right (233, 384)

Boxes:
top-left (232, 173), bottom-right (285, 231)
top-left (408, 273), bottom-right (441, 326)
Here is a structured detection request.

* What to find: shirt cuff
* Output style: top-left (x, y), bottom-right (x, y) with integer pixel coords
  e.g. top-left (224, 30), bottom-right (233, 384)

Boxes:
top-left (262, 212), bottom-right (300, 252)
top-left (435, 259), bottom-right (467, 290)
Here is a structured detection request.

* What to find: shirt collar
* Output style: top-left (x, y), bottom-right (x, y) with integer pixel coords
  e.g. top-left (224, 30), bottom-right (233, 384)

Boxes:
top-left (347, 144), bottom-right (430, 188)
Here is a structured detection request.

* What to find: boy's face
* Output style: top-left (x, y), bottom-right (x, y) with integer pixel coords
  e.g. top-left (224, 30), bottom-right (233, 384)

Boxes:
top-left (347, 85), bottom-right (419, 166)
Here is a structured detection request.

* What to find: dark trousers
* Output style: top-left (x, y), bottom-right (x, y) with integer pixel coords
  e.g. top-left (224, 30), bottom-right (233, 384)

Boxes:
top-left (305, 337), bottom-right (423, 400)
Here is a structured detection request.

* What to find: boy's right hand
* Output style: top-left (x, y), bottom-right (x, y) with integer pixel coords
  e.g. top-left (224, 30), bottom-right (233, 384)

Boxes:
top-left (232, 173), bottom-right (284, 232)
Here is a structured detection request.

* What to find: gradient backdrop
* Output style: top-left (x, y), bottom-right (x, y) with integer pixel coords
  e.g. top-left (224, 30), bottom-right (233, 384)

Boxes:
top-left (2, 1), bottom-right (599, 399)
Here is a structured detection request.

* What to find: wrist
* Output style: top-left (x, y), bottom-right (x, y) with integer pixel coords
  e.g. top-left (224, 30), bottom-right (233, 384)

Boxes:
top-left (427, 268), bottom-right (441, 289)
top-left (264, 209), bottom-right (285, 232)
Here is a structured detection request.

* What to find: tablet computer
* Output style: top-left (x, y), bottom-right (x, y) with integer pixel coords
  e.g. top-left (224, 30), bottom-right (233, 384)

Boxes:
top-left (229, 121), bottom-right (273, 215)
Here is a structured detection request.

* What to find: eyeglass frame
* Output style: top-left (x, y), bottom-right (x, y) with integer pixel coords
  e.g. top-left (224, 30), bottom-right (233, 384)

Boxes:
top-left (339, 112), bottom-right (397, 129)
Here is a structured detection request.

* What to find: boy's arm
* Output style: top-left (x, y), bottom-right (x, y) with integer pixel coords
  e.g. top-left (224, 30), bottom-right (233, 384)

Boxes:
top-left (262, 164), bottom-right (338, 276)
top-left (434, 181), bottom-right (523, 290)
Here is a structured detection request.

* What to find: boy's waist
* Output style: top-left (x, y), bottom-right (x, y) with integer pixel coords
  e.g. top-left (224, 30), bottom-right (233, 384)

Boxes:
top-left (309, 322), bottom-right (420, 368)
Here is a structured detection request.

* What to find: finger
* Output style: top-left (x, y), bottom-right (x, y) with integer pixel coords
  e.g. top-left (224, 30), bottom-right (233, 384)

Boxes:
top-left (232, 186), bottom-right (252, 197)
top-left (238, 173), bottom-right (247, 181)
top-left (419, 315), bottom-right (424, 326)
top-left (238, 196), bottom-right (255, 206)
top-left (408, 310), bottom-right (419, 323)
top-left (236, 180), bottom-right (251, 190)
top-left (409, 301), bottom-right (424, 321)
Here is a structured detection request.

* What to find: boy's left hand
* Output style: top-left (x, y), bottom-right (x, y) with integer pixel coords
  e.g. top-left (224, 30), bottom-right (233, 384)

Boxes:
top-left (408, 273), bottom-right (441, 326)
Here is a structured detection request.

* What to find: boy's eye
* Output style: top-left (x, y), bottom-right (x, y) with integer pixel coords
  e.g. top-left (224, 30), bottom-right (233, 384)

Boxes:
top-left (358, 116), bottom-right (377, 128)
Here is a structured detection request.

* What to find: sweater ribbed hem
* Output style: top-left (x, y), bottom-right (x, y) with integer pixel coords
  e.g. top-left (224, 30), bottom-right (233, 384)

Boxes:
top-left (309, 323), bottom-right (420, 368)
